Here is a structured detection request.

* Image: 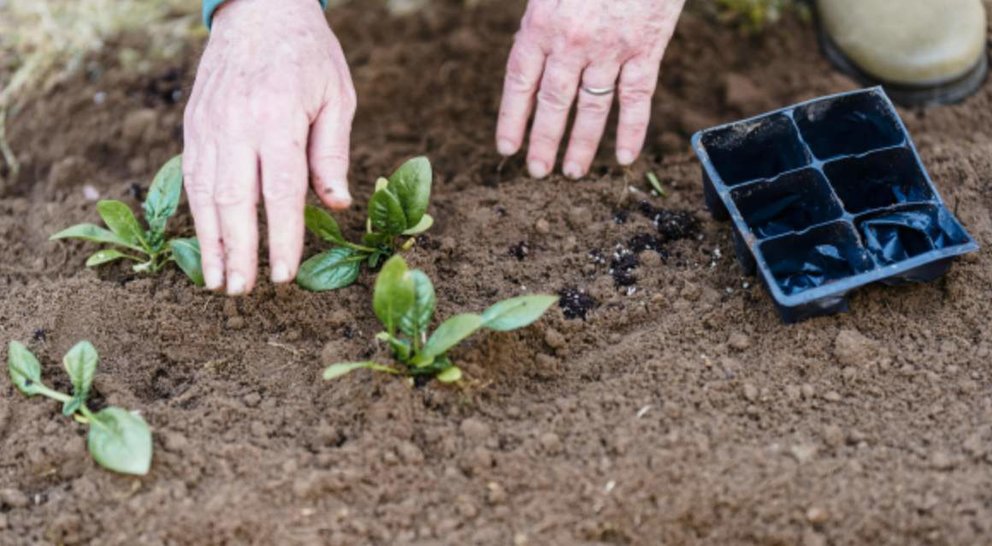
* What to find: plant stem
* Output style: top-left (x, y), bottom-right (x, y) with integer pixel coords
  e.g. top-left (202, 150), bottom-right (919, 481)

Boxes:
top-left (34, 383), bottom-right (72, 404)
top-left (340, 240), bottom-right (378, 254)
top-left (78, 405), bottom-right (108, 431)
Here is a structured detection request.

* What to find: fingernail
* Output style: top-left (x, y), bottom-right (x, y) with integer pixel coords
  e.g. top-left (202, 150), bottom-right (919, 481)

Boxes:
top-left (325, 184), bottom-right (352, 207)
top-left (617, 149), bottom-right (635, 166)
top-left (497, 139), bottom-right (516, 156)
top-left (204, 267), bottom-right (224, 290)
top-left (271, 263), bottom-right (292, 284)
top-left (227, 273), bottom-right (246, 296)
top-left (528, 160), bottom-right (549, 179)
top-left (563, 162), bottom-right (583, 179)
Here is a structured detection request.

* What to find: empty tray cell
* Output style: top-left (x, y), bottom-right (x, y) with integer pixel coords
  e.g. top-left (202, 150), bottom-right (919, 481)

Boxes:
top-left (794, 91), bottom-right (903, 160)
top-left (857, 205), bottom-right (971, 266)
top-left (759, 222), bottom-right (874, 296)
top-left (700, 114), bottom-right (809, 186)
top-left (824, 147), bottom-right (935, 214)
top-left (730, 168), bottom-right (843, 239)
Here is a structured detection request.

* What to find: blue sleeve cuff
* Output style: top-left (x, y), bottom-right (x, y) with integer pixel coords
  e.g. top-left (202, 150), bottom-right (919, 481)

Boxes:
top-left (203, 0), bottom-right (329, 29)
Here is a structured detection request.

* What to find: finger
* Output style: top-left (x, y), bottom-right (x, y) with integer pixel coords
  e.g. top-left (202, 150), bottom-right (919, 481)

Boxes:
top-left (526, 55), bottom-right (582, 178)
top-left (309, 82), bottom-right (356, 210)
top-left (495, 40), bottom-right (545, 157)
top-left (563, 63), bottom-right (621, 179)
top-left (183, 141), bottom-right (225, 290)
top-left (616, 56), bottom-right (661, 166)
top-left (261, 120), bottom-right (309, 284)
top-left (214, 144), bottom-right (259, 295)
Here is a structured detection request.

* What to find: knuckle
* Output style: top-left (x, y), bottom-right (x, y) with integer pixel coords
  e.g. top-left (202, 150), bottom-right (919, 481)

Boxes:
top-left (504, 63), bottom-right (538, 95)
top-left (183, 176), bottom-right (212, 201)
top-left (213, 184), bottom-right (255, 208)
top-left (577, 96), bottom-right (612, 115)
top-left (261, 178), bottom-right (304, 204)
top-left (536, 83), bottom-right (573, 111)
top-left (618, 85), bottom-right (654, 107)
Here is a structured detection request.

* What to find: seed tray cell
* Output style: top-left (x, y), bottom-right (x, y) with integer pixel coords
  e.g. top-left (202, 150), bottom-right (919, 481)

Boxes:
top-left (692, 87), bottom-right (978, 322)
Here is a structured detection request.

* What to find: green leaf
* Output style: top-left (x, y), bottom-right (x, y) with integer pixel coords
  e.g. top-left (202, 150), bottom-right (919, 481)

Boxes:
top-left (296, 248), bottom-right (362, 291)
top-left (323, 361), bottom-right (398, 380)
top-left (86, 249), bottom-right (134, 267)
top-left (481, 295), bottom-right (559, 332)
top-left (50, 223), bottom-right (145, 253)
top-left (168, 238), bottom-right (204, 287)
top-left (421, 313), bottom-right (483, 360)
top-left (143, 155), bottom-right (183, 235)
top-left (399, 270), bottom-right (435, 339)
top-left (7, 341), bottom-right (43, 396)
top-left (63, 340), bottom-right (98, 404)
top-left (87, 407), bottom-right (153, 476)
top-left (436, 366), bottom-right (462, 384)
top-left (97, 201), bottom-right (146, 249)
top-left (387, 156), bottom-right (432, 229)
top-left (373, 255), bottom-right (416, 331)
top-left (304, 205), bottom-right (346, 244)
top-left (401, 214), bottom-right (434, 236)
top-left (368, 189), bottom-right (408, 235)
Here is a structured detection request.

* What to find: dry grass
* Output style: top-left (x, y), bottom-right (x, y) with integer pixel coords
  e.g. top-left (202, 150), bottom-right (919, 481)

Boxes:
top-left (0, 0), bottom-right (200, 178)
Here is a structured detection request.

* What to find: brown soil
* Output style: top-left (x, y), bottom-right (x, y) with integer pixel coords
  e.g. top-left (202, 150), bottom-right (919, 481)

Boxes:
top-left (2, 2), bottom-right (992, 544)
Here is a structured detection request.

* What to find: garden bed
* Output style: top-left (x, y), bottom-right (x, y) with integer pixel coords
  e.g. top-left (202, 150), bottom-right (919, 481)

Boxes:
top-left (1, 1), bottom-right (991, 544)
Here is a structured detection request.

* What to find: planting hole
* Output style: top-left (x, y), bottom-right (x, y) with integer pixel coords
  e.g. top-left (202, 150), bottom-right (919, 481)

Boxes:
top-left (857, 204), bottom-right (970, 266)
top-left (824, 147), bottom-right (934, 214)
top-left (759, 221), bottom-right (874, 296)
top-left (794, 91), bottom-right (903, 160)
top-left (731, 168), bottom-right (843, 239)
top-left (700, 114), bottom-right (809, 186)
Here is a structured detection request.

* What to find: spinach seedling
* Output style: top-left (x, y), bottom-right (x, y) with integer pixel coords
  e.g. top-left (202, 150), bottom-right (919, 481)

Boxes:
top-left (6, 341), bottom-right (153, 476)
top-left (324, 255), bottom-right (558, 383)
top-left (297, 156), bottom-right (434, 291)
top-left (50, 155), bottom-right (203, 286)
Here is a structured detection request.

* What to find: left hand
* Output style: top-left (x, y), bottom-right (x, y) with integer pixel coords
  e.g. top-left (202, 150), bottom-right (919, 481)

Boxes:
top-left (496, 0), bottom-right (686, 179)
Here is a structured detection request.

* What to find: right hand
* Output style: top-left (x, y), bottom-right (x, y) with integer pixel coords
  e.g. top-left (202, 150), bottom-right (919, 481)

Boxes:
top-left (183, 0), bottom-right (357, 295)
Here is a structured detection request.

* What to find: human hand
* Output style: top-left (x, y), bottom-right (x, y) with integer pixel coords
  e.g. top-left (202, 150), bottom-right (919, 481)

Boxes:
top-left (183, 0), bottom-right (357, 295)
top-left (496, 0), bottom-right (686, 179)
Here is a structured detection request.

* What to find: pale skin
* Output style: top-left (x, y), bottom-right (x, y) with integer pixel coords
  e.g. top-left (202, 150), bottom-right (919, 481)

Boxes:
top-left (184, 0), bottom-right (685, 295)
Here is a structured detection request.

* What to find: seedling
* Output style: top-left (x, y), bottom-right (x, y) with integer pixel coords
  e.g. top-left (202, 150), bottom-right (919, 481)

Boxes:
top-left (646, 171), bottom-right (667, 197)
top-left (6, 341), bottom-right (153, 476)
top-left (50, 155), bottom-right (203, 286)
top-left (296, 156), bottom-right (434, 291)
top-left (324, 255), bottom-right (558, 383)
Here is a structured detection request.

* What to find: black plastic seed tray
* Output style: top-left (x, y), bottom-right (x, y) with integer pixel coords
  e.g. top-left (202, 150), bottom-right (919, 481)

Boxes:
top-left (691, 87), bottom-right (978, 323)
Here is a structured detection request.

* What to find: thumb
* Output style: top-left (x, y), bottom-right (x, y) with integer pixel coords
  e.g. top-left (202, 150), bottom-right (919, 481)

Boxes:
top-left (309, 91), bottom-right (355, 210)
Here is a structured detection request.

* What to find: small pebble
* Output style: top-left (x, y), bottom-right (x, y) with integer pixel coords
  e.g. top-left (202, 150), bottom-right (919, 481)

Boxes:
top-left (790, 444), bottom-right (818, 463)
top-left (801, 384), bottom-right (815, 399)
top-left (539, 432), bottom-right (563, 455)
top-left (460, 418), bottom-right (491, 444)
top-left (728, 333), bottom-right (751, 351)
top-left (486, 481), bottom-right (507, 505)
top-left (535, 218), bottom-right (551, 234)
top-left (824, 391), bottom-right (842, 402)
top-left (0, 488), bottom-right (29, 508)
top-left (821, 425), bottom-right (844, 448)
top-left (742, 382), bottom-right (758, 402)
top-left (543, 328), bottom-right (566, 350)
top-left (806, 506), bottom-right (830, 525)
top-left (931, 451), bottom-right (955, 471)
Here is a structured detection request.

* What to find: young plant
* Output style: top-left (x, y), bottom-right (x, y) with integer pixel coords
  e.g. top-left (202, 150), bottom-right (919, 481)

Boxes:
top-left (324, 255), bottom-right (558, 383)
top-left (296, 156), bottom-right (434, 291)
top-left (50, 155), bottom-right (203, 286)
top-left (7, 341), bottom-right (153, 476)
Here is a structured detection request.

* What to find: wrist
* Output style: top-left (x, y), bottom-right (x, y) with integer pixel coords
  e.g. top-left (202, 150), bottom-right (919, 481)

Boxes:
top-left (203, 0), bottom-right (328, 29)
